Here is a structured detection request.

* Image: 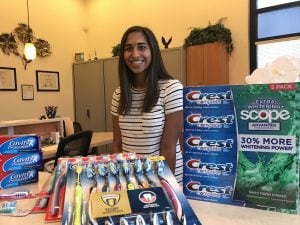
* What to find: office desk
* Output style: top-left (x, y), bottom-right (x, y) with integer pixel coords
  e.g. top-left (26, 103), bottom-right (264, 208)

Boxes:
top-left (41, 131), bottom-right (113, 159)
top-left (1, 172), bottom-right (299, 225)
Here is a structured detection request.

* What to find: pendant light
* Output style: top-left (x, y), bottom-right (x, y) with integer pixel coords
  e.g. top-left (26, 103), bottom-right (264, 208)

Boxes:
top-left (24, 0), bottom-right (36, 61)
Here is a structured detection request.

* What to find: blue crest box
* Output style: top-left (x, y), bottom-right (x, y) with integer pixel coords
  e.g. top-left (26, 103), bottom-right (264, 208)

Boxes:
top-left (183, 85), bottom-right (233, 110)
top-left (184, 131), bottom-right (237, 156)
top-left (184, 108), bottom-right (237, 133)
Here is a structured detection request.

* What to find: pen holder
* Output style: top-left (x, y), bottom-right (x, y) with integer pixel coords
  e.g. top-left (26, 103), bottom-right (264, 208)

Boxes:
top-left (45, 106), bottom-right (57, 119)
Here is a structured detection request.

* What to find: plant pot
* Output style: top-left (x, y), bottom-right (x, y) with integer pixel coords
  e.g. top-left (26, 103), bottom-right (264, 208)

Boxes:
top-left (186, 43), bottom-right (229, 86)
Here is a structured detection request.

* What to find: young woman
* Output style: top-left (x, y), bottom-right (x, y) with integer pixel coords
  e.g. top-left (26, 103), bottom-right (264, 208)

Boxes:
top-left (111, 26), bottom-right (183, 184)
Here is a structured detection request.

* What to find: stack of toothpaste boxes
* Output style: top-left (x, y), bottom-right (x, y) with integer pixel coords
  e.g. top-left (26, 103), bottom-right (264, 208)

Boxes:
top-left (182, 85), bottom-right (242, 206)
top-left (0, 135), bottom-right (43, 189)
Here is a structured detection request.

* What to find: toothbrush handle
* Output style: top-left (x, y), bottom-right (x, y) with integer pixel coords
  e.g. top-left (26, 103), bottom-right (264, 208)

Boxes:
top-left (51, 173), bottom-right (65, 215)
top-left (74, 184), bottom-right (83, 225)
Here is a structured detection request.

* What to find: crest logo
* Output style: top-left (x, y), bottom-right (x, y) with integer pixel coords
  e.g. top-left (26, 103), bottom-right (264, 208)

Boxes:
top-left (139, 191), bottom-right (157, 204)
top-left (101, 194), bottom-right (120, 207)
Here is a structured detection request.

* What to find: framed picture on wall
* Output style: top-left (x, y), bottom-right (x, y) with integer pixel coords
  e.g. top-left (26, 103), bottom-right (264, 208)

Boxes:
top-left (36, 70), bottom-right (60, 91)
top-left (0, 67), bottom-right (17, 91)
top-left (21, 84), bottom-right (34, 100)
top-left (74, 52), bottom-right (84, 62)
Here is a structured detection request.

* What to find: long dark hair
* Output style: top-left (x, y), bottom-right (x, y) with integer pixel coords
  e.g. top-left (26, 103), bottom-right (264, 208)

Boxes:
top-left (118, 26), bottom-right (173, 115)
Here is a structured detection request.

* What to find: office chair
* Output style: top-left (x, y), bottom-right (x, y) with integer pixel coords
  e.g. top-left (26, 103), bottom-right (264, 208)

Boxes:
top-left (73, 121), bottom-right (98, 155)
top-left (53, 130), bottom-right (93, 168)
top-left (73, 121), bottom-right (83, 133)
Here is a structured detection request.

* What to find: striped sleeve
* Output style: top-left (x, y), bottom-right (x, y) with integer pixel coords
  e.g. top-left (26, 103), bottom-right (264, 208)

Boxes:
top-left (111, 87), bottom-right (120, 116)
top-left (162, 80), bottom-right (183, 115)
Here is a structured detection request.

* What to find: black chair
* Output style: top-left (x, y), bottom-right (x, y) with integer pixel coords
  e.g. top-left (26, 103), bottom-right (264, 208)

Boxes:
top-left (53, 130), bottom-right (93, 168)
top-left (73, 121), bottom-right (98, 155)
top-left (73, 121), bottom-right (83, 133)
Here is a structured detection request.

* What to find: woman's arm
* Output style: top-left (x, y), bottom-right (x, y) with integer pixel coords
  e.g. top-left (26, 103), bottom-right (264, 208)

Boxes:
top-left (160, 110), bottom-right (183, 173)
top-left (111, 115), bottom-right (122, 153)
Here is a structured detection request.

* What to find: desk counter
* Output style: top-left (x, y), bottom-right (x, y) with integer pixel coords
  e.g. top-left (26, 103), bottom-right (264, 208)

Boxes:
top-left (0, 172), bottom-right (299, 225)
top-left (42, 131), bottom-right (113, 159)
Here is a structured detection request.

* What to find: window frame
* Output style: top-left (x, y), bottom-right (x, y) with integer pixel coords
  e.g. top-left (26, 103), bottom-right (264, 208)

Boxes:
top-left (249, 0), bottom-right (300, 72)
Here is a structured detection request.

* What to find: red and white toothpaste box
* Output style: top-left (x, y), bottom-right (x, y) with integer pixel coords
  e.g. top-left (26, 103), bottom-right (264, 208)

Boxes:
top-left (0, 135), bottom-right (41, 154)
top-left (0, 168), bottom-right (39, 189)
top-left (0, 152), bottom-right (43, 172)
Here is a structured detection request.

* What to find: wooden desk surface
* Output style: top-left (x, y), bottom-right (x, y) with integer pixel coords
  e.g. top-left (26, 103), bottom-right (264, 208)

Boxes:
top-left (41, 131), bottom-right (113, 159)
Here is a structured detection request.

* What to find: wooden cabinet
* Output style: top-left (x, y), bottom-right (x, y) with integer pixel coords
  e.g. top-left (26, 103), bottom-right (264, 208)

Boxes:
top-left (186, 43), bottom-right (229, 86)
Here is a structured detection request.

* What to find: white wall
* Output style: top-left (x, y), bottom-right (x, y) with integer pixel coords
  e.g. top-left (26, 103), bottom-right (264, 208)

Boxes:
top-left (0, 0), bottom-right (87, 121)
top-left (85, 0), bottom-right (249, 84)
top-left (0, 0), bottom-right (249, 121)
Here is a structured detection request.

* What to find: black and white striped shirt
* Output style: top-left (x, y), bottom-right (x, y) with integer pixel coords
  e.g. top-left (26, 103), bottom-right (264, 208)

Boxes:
top-left (111, 79), bottom-right (183, 184)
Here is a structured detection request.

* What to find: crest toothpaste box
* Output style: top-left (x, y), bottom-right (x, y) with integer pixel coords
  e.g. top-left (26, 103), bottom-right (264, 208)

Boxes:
top-left (0, 152), bottom-right (43, 172)
top-left (183, 85), bottom-right (233, 110)
top-left (0, 135), bottom-right (40, 154)
top-left (0, 168), bottom-right (39, 189)
top-left (184, 109), bottom-right (237, 133)
top-left (183, 175), bottom-right (242, 206)
top-left (183, 153), bottom-right (237, 179)
top-left (184, 132), bottom-right (237, 155)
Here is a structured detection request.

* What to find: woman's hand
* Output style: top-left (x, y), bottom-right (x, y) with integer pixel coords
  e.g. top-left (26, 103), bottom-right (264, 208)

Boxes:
top-left (111, 115), bottom-right (122, 153)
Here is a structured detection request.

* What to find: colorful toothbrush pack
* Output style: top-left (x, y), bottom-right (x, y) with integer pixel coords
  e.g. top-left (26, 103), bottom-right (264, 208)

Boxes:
top-left (50, 153), bottom-right (202, 225)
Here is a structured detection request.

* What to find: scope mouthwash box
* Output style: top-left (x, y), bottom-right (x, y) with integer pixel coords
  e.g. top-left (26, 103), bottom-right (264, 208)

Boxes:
top-left (231, 83), bottom-right (299, 214)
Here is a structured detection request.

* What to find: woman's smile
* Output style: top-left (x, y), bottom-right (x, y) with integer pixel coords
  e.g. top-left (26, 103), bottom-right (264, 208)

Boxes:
top-left (124, 31), bottom-right (151, 75)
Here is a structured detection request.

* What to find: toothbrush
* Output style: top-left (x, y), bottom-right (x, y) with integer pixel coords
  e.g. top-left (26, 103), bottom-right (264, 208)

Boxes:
top-left (136, 214), bottom-right (146, 225)
top-left (97, 163), bottom-right (115, 225)
top-left (164, 211), bottom-right (174, 225)
top-left (87, 165), bottom-right (98, 225)
top-left (151, 212), bottom-right (160, 225)
top-left (0, 201), bottom-right (31, 217)
top-left (158, 174), bottom-right (186, 225)
top-left (120, 217), bottom-right (129, 225)
top-left (98, 163), bottom-right (110, 192)
top-left (50, 171), bottom-right (66, 215)
top-left (122, 160), bottom-right (135, 190)
top-left (143, 158), bottom-right (156, 187)
top-left (0, 190), bottom-right (31, 199)
top-left (74, 165), bottom-right (83, 225)
top-left (134, 159), bottom-right (147, 188)
top-left (109, 161), bottom-right (122, 191)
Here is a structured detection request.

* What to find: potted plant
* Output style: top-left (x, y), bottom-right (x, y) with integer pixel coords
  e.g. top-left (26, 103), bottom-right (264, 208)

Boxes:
top-left (111, 43), bottom-right (121, 57)
top-left (184, 17), bottom-right (233, 86)
top-left (184, 17), bottom-right (233, 54)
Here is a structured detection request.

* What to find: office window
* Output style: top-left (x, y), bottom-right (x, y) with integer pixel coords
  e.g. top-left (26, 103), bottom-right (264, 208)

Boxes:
top-left (257, 0), bottom-right (299, 8)
top-left (250, 0), bottom-right (300, 71)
